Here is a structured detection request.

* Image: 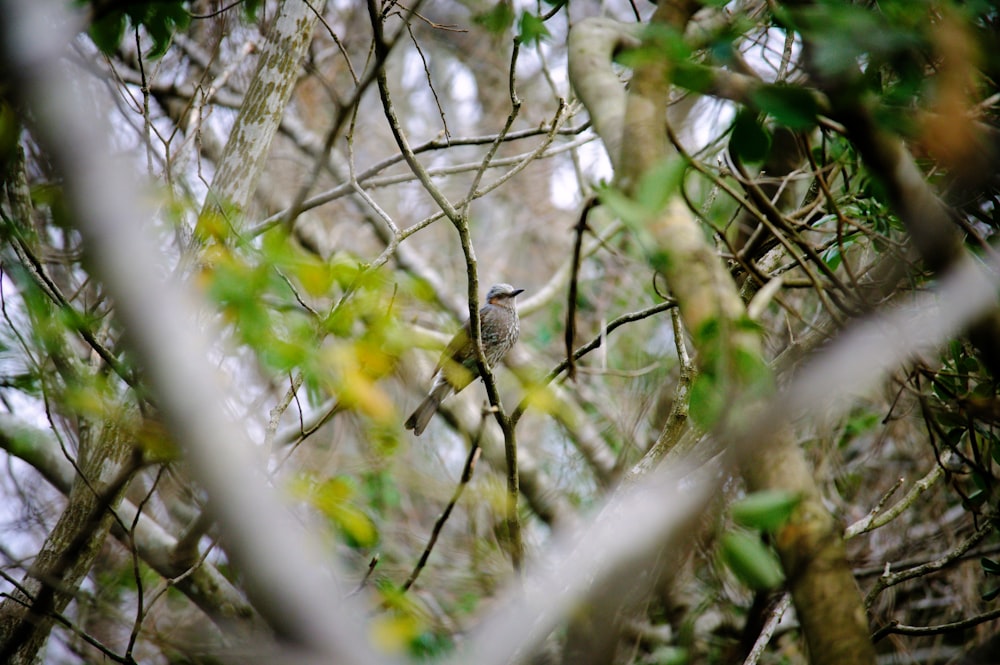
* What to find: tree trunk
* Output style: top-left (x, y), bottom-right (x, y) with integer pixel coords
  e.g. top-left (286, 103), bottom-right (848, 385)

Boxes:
top-left (566, 2), bottom-right (878, 663)
top-left (0, 423), bottom-right (137, 664)
top-left (204, 0), bottom-right (324, 216)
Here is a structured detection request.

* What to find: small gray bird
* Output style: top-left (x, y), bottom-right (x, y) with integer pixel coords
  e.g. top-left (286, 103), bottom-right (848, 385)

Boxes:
top-left (405, 283), bottom-right (524, 436)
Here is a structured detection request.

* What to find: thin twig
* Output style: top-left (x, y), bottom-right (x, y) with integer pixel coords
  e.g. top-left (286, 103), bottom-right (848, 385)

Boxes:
top-left (742, 593), bottom-right (791, 665)
top-left (401, 437), bottom-right (483, 592)
top-left (512, 299), bottom-right (677, 427)
top-left (282, 0), bottom-right (423, 232)
top-left (844, 454), bottom-right (949, 539)
top-left (564, 198), bottom-right (598, 381)
top-left (0, 452), bottom-right (142, 662)
top-left (872, 606), bottom-right (1000, 643)
top-left (864, 520), bottom-right (994, 608)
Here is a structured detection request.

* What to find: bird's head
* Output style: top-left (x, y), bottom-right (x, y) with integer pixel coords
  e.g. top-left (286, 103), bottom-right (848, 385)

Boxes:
top-left (486, 283), bottom-right (525, 306)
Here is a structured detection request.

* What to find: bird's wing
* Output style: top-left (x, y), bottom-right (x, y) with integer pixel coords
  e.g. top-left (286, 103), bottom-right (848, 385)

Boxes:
top-left (434, 320), bottom-right (476, 390)
top-left (437, 320), bottom-right (471, 370)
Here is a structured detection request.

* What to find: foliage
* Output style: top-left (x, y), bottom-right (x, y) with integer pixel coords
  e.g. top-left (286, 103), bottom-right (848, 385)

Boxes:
top-left (1, 0), bottom-right (1000, 663)
top-left (85, 0), bottom-right (191, 57)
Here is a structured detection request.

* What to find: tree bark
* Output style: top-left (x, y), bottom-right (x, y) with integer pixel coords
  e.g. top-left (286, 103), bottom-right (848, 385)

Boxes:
top-left (0, 414), bottom-right (262, 635)
top-left (0, 423), bottom-right (137, 664)
top-left (203, 0), bottom-right (323, 216)
top-left (567, 2), bottom-right (877, 663)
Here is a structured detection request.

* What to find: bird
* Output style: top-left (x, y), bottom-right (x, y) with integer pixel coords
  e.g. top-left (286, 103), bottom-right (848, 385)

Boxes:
top-left (405, 283), bottom-right (525, 436)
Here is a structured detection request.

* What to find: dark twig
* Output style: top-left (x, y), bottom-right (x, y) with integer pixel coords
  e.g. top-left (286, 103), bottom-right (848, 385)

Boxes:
top-left (565, 198), bottom-right (599, 381)
top-left (864, 521), bottom-right (994, 608)
top-left (0, 569), bottom-right (132, 664)
top-left (0, 450), bottom-right (142, 662)
top-left (369, 0), bottom-right (523, 570)
top-left (350, 555), bottom-right (380, 597)
top-left (872, 606), bottom-right (1000, 643)
top-left (124, 466), bottom-right (165, 661)
top-left (283, 0), bottom-right (422, 232)
top-left (401, 429), bottom-right (484, 592)
top-left (189, 0), bottom-right (247, 20)
top-left (512, 299), bottom-right (677, 426)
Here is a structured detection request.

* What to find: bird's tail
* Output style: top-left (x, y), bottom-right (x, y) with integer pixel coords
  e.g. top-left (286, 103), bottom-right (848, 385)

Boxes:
top-left (404, 381), bottom-right (452, 436)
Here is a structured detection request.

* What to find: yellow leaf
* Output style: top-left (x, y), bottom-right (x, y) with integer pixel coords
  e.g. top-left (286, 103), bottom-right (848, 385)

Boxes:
top-left (321, 346), bottom-right (396, 422)
top-left (288, 476), bottom-right (379, 548)
top-left (370, 614), bottom-right (421, 654)
top-left (296, 259), bottom-right (334, 297)
top-left (523, 383), bottom-right (560, 415)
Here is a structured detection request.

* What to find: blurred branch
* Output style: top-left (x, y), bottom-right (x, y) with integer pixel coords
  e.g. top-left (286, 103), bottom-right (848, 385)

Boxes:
top-left (448, 457), bottom-right (719, 665)
top-left (840, 104), bottom-right (1000, 375)
top-left (0, 414), bottom-right (262, 632)
top-left (569, 2), bottom-right (879, 661)
top-left (567, 17), bottom-right (641, 173)
top-left (423, 244), bottom-right (1000, 665)
top-left (0, 0), bottom-right (381, 659)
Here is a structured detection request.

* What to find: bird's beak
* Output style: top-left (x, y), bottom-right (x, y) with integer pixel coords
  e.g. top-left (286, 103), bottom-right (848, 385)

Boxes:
top-left (512, 288), bottom-right (525, 297)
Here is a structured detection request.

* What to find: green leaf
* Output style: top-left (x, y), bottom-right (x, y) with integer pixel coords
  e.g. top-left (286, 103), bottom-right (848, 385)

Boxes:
top-left (982, 585), bottom-right (1000, 602)
top-left (981, 557), bottom-right (1000, 576)
top-left (595, 160), bottom-right (685, 245)
top-left (410, 630), bottom-right (454, 658)
top-left (958, 355), bottom-right (980, 374)
top-left (635, 158), bottom-right (686, 214)
top-left (720, 531), bottom-right (785, 590)
top-left (517, 11), bottom-right (550, 45)
top-left (615, 24), bottom-right (689, 69)
top-left (750, 84), bottom-right (819, 130)
top-left (647, 646), bottom-right (689, 665)
top-left (822, 245), bottom-right (842, 270)
top-left (291, 476), bottom-right (379, 548)
top-left (689, 372), bottom-right (726, 430)
top-left (964, 488), bottom-right (987, 508)
top-left (143, 3), bottom-right (190, 58)
top-left (731, 491), bottom-right (801, 532)
top-left (691, 317), bottom-right (721, 349)
top-left (89, 10), bottom-right (127, 55)
top-left (596, 183), bottom-right (652, 228)
top-left (474, 1), bottom-right (514, 35)
top-left (647, 249), bottom-right (673, 275)
top-left (841, 409), bottom-right (881, 441)
top-left (87, 1), bottom-right (190, 58)
top-left (730, 110), bottom-right (771, 163)
top-left (789, 3), bottom-right (926, 79)
top-left (244, 0), bottom-right (263, 22)
top-left (673, 62), bottom-right (714, 93)
top-left (733, 347), bottom-right (774, 396)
